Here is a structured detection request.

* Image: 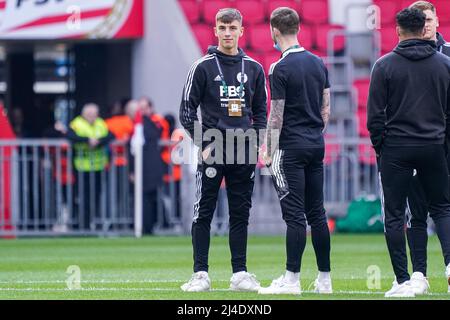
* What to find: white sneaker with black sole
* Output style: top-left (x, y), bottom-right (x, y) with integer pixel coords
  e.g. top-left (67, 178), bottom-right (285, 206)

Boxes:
top-left (409, 272), bottom-right (429, 295)
top-left (313, 274), bottom-right (333, 294)
top-left (384, 280), bottom-right (415, 298)
top-left (230, 272), bottom-right (261, 292)
top-left (181, 271), bottom-right (211, 292)
top-left (258, 275), bottom-right (301, 295)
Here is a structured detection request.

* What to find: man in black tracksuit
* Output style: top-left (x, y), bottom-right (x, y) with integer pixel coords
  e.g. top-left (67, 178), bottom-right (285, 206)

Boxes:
top-left (179, 8), bottom-right (267, 292)
top-left (404, 2), bottom-right (450, 293)
top-left (367, 8), bottom-right (450, 297)
top-left (258, 8), bottom-right (331, 295)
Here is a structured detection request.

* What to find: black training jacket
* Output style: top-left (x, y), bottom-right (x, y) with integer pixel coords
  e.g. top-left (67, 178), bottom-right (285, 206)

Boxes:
top-left (367, 39), bottom-right (450, 152)
top-left (179, 46), bottom-right (267, 146)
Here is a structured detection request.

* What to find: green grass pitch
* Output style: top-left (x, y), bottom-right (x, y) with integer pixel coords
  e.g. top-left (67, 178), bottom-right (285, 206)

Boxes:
top-left (0, 234), bottom-right (449, 300)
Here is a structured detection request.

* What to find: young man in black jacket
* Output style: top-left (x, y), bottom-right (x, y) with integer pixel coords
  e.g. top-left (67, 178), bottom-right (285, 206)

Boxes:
top-left (404, 1), bottom-right (450, 295)
top-left (367, 7), bottom-right (450, 298)
top-left (179, 8), bottom-right (267, 292)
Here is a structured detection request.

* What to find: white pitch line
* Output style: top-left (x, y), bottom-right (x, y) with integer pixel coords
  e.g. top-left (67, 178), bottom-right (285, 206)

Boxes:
top-left (0, 287), bottom-right (449, 297)
top-left (0, 280), bottom-right (190, 284)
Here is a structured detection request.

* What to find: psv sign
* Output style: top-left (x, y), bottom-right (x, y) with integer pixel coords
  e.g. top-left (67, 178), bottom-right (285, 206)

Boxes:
top-left (0, 0), bottom-right (143, 39)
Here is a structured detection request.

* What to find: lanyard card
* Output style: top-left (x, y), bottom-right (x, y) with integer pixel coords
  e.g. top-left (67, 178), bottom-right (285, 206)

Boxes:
top-left (228, 99), bottom-right (242, 117)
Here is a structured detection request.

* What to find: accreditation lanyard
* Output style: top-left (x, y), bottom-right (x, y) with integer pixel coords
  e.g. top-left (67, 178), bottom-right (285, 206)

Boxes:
top-left (214, 54), bottom-right (245, 99)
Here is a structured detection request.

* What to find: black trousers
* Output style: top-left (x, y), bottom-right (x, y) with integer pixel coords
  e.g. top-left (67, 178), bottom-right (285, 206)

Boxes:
top-left (75, 171), bottom-right (102, 231)
top-left (192, 158), bottom-right (256, 273)
top-left (270, 148), bottom-right (331, 273)
top-left (380, 145), bottom-right (450, 284)
top-left (143, 190), bottom-right (158, 235)
top-left (406, 158), bottom-right (450, 276)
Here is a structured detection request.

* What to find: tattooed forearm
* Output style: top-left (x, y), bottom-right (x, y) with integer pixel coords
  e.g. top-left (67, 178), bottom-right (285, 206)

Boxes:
top-left (265, 99), bottom-right (285, 156)
top-left (321, 88), bottom-right (331, 132)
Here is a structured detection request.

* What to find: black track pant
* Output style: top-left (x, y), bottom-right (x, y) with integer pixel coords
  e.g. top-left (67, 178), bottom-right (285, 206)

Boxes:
top-left (380, 145), bottom-right (450, 284)
top-left (406, 156), bottom-right (450, 276)
top-left (191, 159), bottom-right (255, 273)
top-left (75, 171), bottom-right (101, 230)
top-left (270, 148), bottom-right (331, 273)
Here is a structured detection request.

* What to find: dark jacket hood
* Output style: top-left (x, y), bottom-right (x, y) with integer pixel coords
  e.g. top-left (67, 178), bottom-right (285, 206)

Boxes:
top-left (394, 39), bottom-right (437, 61)
top-left (207, 46), bottom-right (245, 63)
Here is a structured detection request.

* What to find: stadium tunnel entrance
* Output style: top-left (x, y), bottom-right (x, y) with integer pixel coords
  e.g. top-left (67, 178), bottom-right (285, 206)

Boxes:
top-left (1, 41), bottom-right (132, 137)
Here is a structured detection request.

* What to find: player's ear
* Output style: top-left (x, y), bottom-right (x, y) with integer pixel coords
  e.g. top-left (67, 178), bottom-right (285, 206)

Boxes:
top-left (396, 26), bottom-right (401, 38)
top-left (437, 16), bottom-right (440, 28)
top-left (214, 25), bottom-right (218, 37)
top-left (273, 27), bottom-right (282, 39)
top-left (240, 26), bottom-right (244, 38)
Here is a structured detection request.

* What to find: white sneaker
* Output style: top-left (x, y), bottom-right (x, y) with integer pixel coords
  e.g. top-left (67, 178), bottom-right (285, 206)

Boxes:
top-left (313, 275), bottom-right (333, 294)
top-left (409, 272), bottom-right (429, 295)
top-left (258, 275), bottom-right (301, 295)
top-left (230, 272), bottom-right (261, 292)
top-left (181, 271), bottom-right (211, 292)
top-left (384, 280), bottom-right (415, 298)
top-left (446, 264), bottom-right (450, 293)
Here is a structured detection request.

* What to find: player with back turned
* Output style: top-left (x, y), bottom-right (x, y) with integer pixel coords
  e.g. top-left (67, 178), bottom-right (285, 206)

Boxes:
top-left (259, 7), bottom-right (332, 295)
top-left (367, 7), bottom-right (450, 298)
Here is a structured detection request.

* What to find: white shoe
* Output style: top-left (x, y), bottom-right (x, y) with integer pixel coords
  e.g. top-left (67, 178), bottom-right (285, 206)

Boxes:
top-left (446, 264), bottom-right (450, 293)
top-left (409, 272), bottom-right (430, 295)
top-left (181, 271), bottom-right (211, 292)
top-left (258, 275), bottom-right (301, 295)
top-left (384, 280), bottom-right (415, 298)
top-left (313, 275), bottom-right (333, 294)
top-left (230, 272), bottom-right (261, 292)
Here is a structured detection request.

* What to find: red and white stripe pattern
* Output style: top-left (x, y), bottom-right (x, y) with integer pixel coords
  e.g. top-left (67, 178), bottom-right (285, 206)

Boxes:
top-left (0, 0), bottom-right (135, 39)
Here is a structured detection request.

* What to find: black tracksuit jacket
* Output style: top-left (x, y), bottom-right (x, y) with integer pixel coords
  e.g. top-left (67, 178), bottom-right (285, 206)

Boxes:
top-left (179, 46), bottom-right (267, 146)
top-left (367, 39), bottom-right (450, 153)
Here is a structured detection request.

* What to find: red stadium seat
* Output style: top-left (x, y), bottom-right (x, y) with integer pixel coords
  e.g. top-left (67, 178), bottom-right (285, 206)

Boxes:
top-left (244, 50), bottom-right (264, 65)
top-left (324, 134), bottom-right (341, 164)
top-left (353, 78), bottom-right (370, 109)
top-left (191, 24), bottom-right (215, 53)
top-left (373, 0), bottom-right (400, 26)
top-left (299, 24), bottom-right (314, 50)
top-left (235, 0), bottom-right (266, 25)
top-left (380, 26), bottom-right (399, 55)
top-left (239, 28), bottom-right (249, 49)
top-left (309, 49), bottom-right (327, 57)
top-left (438, 24), bottom-right (450, 40)
top-left (315, 24), bottom-right (346, 53)
top-left (400, 0), bottom-right (415, 10)
top-left (359, 144), bottom-right (377, 165)
top-left (203, 0), bottom-right (230, 25)
top-left (266, 0), bottom-right (297, 17)
top-left (249, 23), bottom-right (274, 52)
top-left (299, 0), bottom-right (329, 25)
top-left (434, 0), bottom-right (450, 23)
top-left (263, 51), bottom-right (282, 75)
top-left (179, 0), bottom-right (201, 24)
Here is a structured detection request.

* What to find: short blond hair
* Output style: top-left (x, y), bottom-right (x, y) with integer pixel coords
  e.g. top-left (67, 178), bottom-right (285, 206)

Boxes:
top-left (409, 1), bottom-right (436, 14)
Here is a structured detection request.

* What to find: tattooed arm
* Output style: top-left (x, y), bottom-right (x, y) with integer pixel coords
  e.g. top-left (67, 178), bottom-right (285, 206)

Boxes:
top-left (264, 99), bottom-right (285, 165)
top-left (321, 88), bottom-right (331, 132)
